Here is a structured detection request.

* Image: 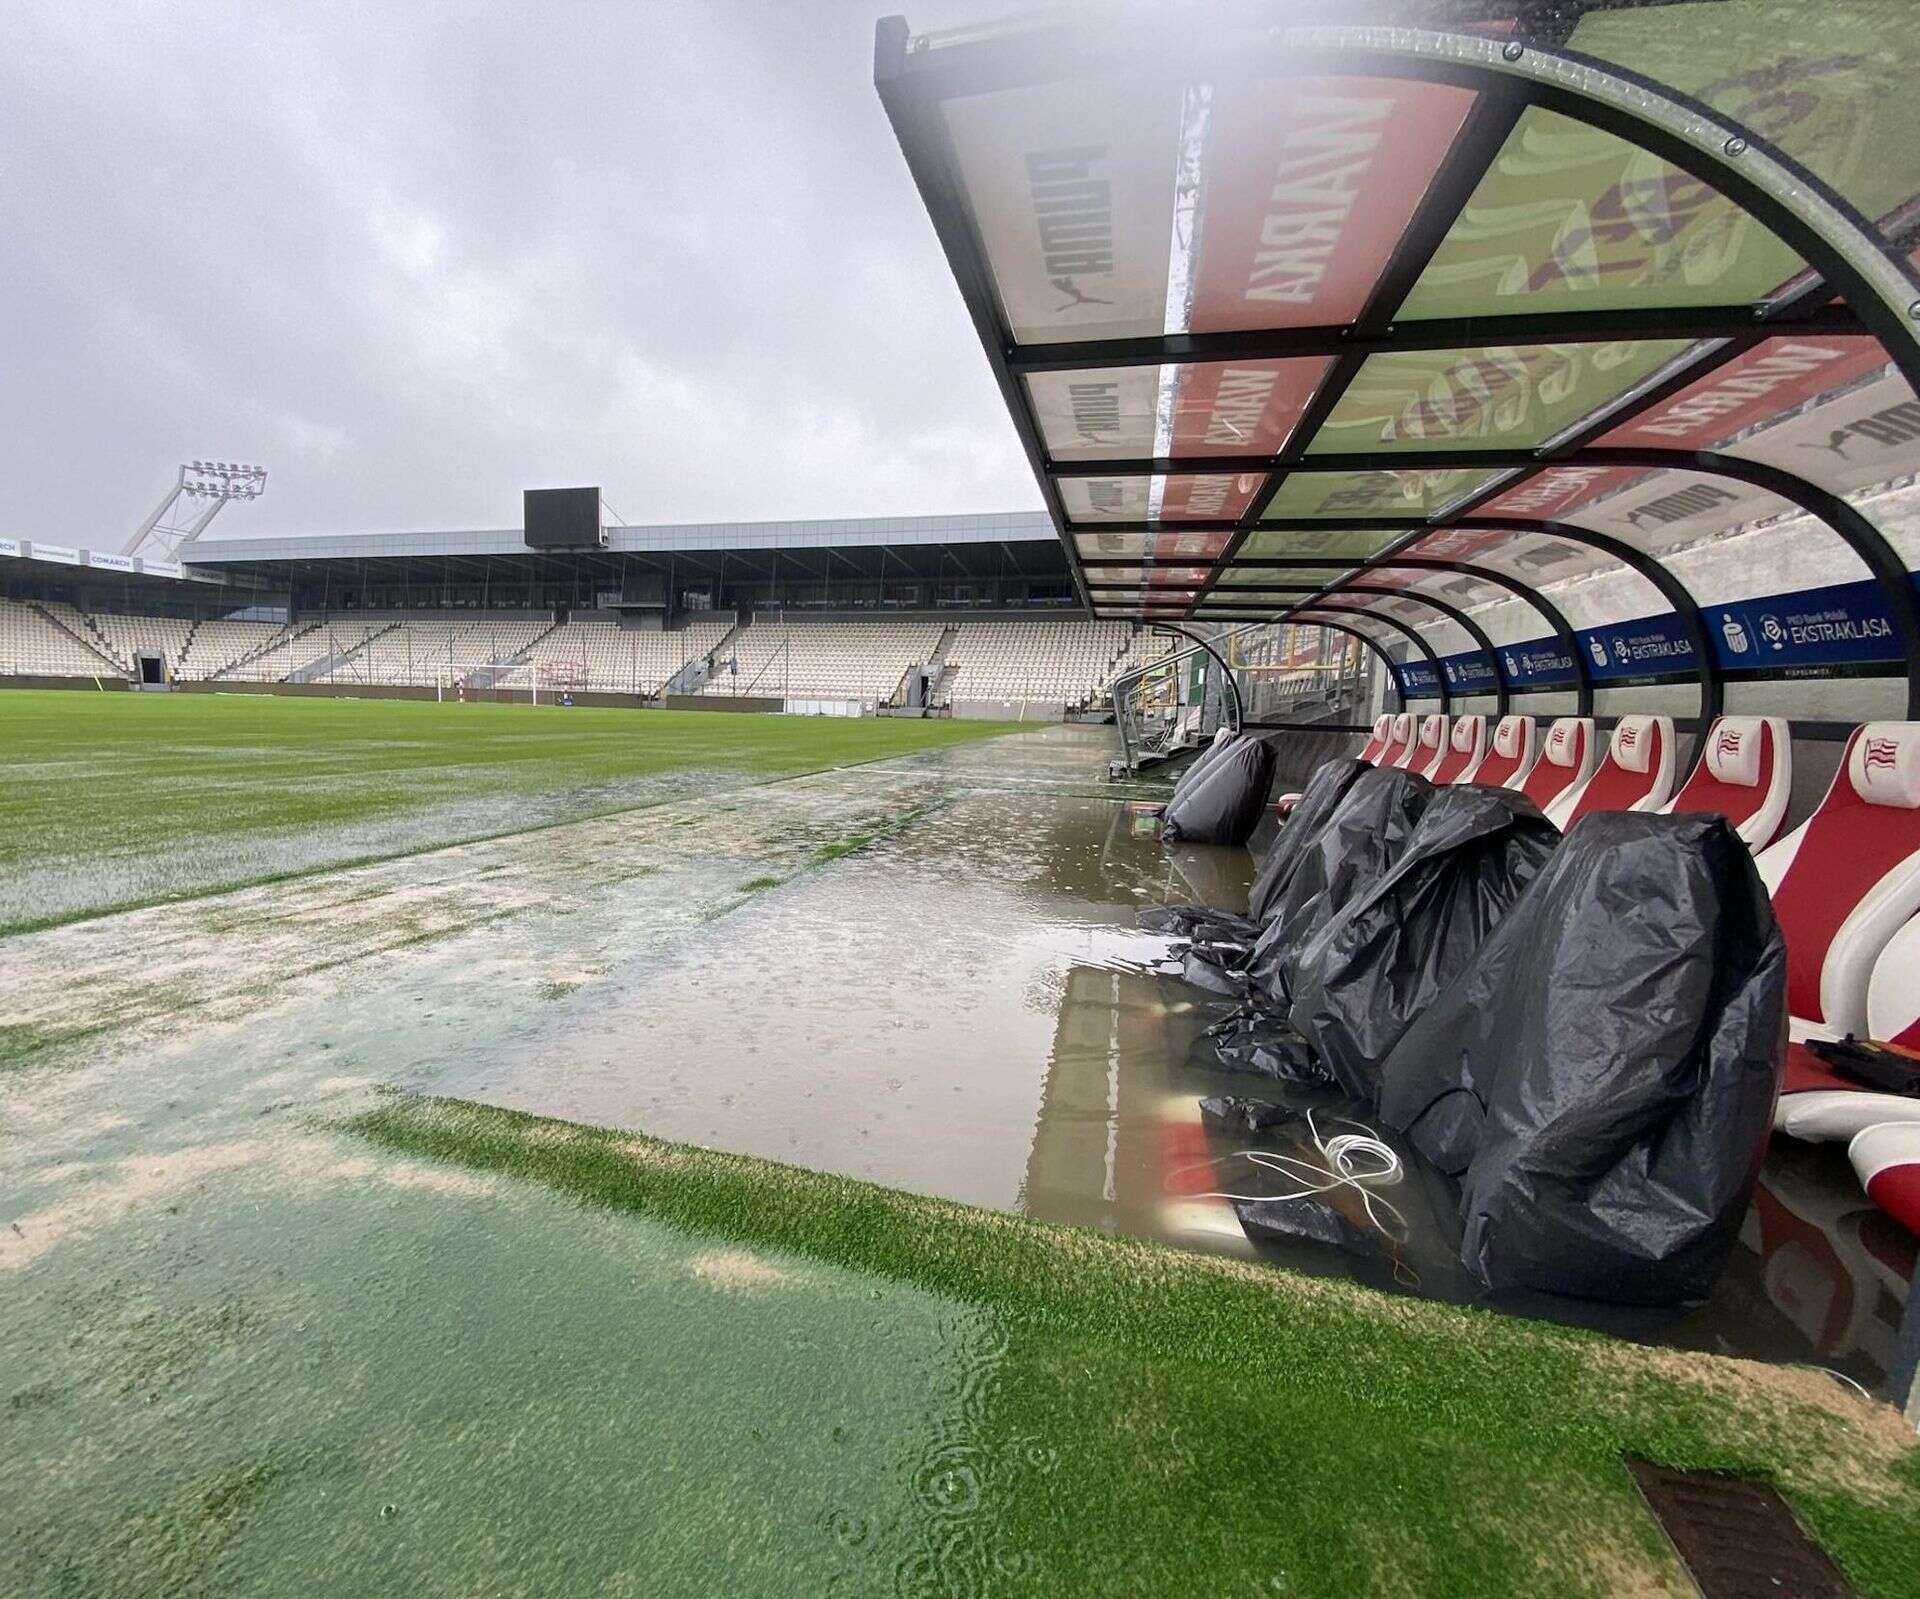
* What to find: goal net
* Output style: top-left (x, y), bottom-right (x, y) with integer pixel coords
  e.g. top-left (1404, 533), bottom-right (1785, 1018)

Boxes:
top-left (437, 659), bottom-right (585, 704)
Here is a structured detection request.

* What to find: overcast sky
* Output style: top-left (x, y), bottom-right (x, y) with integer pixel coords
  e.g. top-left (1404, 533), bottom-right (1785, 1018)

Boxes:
top-left (2, 1), bottom-right (1046, 543)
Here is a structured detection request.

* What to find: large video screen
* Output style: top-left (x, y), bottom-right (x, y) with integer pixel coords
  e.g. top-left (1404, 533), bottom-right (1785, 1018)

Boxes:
top-left (524, 487), bottom-right (601, 549)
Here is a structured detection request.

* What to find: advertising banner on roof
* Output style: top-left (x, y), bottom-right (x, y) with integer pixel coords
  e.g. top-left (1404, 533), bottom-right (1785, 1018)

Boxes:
top-left (1058, 476), bottom-right (1151, 522)
top-left (25, 542), bottom-right (79, 566)
top-left (1026, 367), bottom-right (1160, 460)
top-left (1569, 5), bottom-right (1920, 232)
top-left (1476, 464), bottom-right (1642, 523)
top-left (1313, 341), bottom-right (1688, 453)
top-left (0, 538), bottom-right (19, 560)
top-left (943, 79), bottom-right (1181, 345)
top-left (1263, 467), bottom-right (1500, 520)
top-left (1168, 358), bottom-right (1326, 456)
top-left (1397, 107), bottom-right (1804, 319)
top-left (1187, 78), bottom-right (1473, 331)
top-left (1157, 470), bottom-right (1263, 521)
top-left (1730, 365), bottom-right (1920, 499)
top-left (84, 550), bottom-right (135, 573)
top-left (1603, 339), bottom-right (1887, 450)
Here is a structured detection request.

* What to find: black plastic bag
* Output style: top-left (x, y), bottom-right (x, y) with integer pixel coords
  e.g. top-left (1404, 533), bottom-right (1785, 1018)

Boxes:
top-left (1286, 786), bottom-right (1560, 1099)
top-left (1376, 813), bottom-right (1786, 1305)
top-left (1247, 758), bottom-right (1368, 922)
top-left (1160, 735), bottom-right (1277, 846)
top-left (1168, 730), bottom-right (1244, 805)
top-left (1242, 766), bottom-right (1431, 1005)
top-left (1199, 1010), bottom-right (1333, 1084)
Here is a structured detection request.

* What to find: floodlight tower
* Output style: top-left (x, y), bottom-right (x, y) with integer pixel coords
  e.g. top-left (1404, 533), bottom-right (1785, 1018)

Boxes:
top-left (121, 460), bottom-right (269, 558)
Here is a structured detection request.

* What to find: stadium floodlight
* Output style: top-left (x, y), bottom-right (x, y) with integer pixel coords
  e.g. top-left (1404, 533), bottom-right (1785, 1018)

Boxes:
top-left (122, 458), bottom-right (270, 558)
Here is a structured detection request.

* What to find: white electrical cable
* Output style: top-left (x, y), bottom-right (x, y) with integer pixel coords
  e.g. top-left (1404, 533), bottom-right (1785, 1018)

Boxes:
top-left (1178, 1109), bottom-right (1412, 1244)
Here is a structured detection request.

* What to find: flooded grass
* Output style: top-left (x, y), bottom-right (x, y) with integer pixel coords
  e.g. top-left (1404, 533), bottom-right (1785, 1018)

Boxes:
top-left (0, 690), bottom-right (1017, 931)
top-left (6, 710), bottom-right (1917, 1593)
top-left (348, 1093), bottom-right (1920, 1598)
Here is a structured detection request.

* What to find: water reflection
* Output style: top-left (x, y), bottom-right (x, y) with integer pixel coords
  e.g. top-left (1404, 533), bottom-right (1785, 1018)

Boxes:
top-left (416, 725), bottom-right (1912, 1388)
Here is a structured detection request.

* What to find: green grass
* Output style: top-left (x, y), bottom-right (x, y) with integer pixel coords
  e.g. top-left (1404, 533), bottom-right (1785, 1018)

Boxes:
top-left (0, 690), bottom-right (1015, 931)
top-left (351, 1093), bottom-right (1920, 1598)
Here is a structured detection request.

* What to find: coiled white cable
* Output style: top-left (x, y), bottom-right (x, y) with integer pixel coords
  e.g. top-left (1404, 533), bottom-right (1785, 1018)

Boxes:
top-left (1183, 1108), bottom-right (1411, 1243)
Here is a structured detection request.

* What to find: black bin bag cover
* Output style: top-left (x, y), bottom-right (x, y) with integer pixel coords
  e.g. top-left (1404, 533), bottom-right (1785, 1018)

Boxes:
top-left (1246, 757), bottom-right (1368, 922)
top-left (1286, 786), bottom-right (1560, 1100)
top-left (1160, 734), bottom-right (1277, 846)
top-left (1242, 766), bottom-right (1431, 1005)
top-left (1169, 730), bottom-right (1244, 806)
top-left (1376, 813), bottom-right (1787, 1305)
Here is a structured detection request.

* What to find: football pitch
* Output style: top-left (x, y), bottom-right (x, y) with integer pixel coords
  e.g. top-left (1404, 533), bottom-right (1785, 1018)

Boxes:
top-left (4, 690), bottom-right (1919, 1597)
top-left (0, 689), bottom-right (1017, 932)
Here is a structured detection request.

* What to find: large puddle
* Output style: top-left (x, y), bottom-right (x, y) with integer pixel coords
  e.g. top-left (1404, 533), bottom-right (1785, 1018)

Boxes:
top-left (6, 724), bottom-right (1913, 1405)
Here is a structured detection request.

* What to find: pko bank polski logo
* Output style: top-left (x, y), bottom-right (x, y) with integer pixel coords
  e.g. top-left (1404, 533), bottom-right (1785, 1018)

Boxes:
top-left (1588, 638), bottom-right (1608, 668)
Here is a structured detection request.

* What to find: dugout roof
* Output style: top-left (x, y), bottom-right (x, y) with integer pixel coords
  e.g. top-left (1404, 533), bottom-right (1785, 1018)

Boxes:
top-left (876, 1), bottom-right (1920, 717)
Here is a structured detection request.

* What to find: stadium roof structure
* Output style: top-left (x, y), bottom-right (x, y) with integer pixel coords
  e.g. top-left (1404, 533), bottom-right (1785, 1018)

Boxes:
top-left (875, 1), bottom-right (1920, 718)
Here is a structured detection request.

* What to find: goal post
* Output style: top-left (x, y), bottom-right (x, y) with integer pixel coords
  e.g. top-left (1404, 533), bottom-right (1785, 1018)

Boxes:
top-left (436, 659), bottom-right (585, 705)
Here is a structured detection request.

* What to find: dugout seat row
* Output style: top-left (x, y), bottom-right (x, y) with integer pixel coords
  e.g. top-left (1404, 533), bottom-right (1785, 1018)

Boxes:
top-left (1357, 711), bottom-right (1791, 845)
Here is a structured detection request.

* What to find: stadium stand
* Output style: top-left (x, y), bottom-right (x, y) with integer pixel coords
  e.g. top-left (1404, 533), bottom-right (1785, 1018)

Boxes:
top-left (82, 612), bottom-right (194, 674)
top-left (706, 616), bottom-right (945, 702)
top-left (318, 613), bottom-right (555, 687)
top-left (527, 614), bottom-right (733, 696)
top-left (943, 617), bottom-right (1139, 709)
top-left (0, 597), bottom-right (122, 676)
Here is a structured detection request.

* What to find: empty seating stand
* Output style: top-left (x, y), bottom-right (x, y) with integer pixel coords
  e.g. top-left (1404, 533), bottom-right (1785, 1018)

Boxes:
top-left (1515, 717), bottom-right (1598, 819)
top-left (1549, 714), bottom-right (1677, 830)
top-left (1762, 724), bottom-right (1920, 1143)
top-left (1471, 715), bottom-right (1539, 791)
top-left (1662, 716), bottom-right (1792, 851)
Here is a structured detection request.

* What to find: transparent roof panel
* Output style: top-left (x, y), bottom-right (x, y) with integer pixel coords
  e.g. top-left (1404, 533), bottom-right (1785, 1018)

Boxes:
top-left (1395, 108), bottom-right (1806, 320)
top-left (1570, 2), bottom-right (1920, 246)
top-left (1186, 77), bottom-right (1475, 331)
top-left (1261, 468), bottom-right (1502, 520)
top-left (1217, 564), bottom-right (1347, 587)
top-left (1059, 473), bottom-right (1265, 523)
top-left (1309, 341), bottom-right (1694, 454)
top-left (941, 78), bottom-right (1182, 344)
top-left (1072, 529), bottom-right (1233, 561)
top-left (1403, 528), bottom-right (1619, 590)
top-left (1235, 526), bottom-right (1401, 561)
top-left (1598, 336), bottom-right (1889, 452)
top-left (1029, 359), bottom-right (1329, 461)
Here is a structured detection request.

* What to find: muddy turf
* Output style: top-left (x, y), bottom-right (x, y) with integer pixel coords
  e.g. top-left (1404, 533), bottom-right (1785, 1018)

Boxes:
top-left (3, 689), bottom-right (1917, 1596)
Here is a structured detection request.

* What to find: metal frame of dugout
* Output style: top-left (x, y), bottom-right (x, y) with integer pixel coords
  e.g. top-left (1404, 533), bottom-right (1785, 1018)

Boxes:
top-left (874, 3), bottom-right (1920, 731)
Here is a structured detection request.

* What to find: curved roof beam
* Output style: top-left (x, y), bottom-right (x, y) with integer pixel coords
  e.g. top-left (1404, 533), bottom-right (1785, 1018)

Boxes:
top-left (1208, 583), bottom-right (1511, 717)
top-left (1227, 602), bottom-right (1452, 711)
top-left (1275, 617), bottom-right (1409, 713)
top-left (1092, 552), bottom-right (1593, 712)
top-left (1061, 449), bottom-right (1920, 714)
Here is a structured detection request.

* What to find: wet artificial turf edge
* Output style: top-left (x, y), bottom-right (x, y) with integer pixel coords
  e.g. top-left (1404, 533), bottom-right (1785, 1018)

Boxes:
top-left (347, 1091), bottom-right (1920, 1598)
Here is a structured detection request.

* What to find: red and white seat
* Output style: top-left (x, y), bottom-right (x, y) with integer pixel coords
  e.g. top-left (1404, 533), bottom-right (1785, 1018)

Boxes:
top-left (1471, 714), bottom-right (1538, 791)
top-left (1406, 713), bottom-right (1450, 777)
top-left (1425, 714), bottom-right (1487, 785)
top-left (1549, 714), bottom-right (1676, 830)
top-left (1764, 725), bottom-right (1920, 1142)
top-left (1376, 712), bottom-right (1417, 770)
top-left (1661, 715), bottom-right (1792, 851)
top-left (1358, 714), bottom-right (1393, 765)
top-left (1847, 916), bottom-right (1920, 1236)
top-left (1513, 717), bottom-right (1597, 817)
